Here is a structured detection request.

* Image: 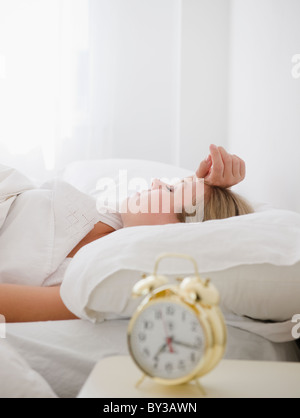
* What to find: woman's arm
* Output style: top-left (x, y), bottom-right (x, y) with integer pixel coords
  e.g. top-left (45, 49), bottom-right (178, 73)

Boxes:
top-left (67, 222), bottom-right (115, 258)
top-left (0, 284), bottom-right (78, 323)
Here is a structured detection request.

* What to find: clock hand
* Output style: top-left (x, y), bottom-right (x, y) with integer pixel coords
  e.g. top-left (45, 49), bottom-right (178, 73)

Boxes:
top-left (160, 310), bottom-right (174, 353)
top-left (171, 339), bottom-right (201, 350)
top-left (153, 343), bottom-right (167, 361)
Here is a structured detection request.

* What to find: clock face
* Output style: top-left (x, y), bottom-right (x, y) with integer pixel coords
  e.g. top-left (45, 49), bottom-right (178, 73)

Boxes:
top-left (129, 300), bottom-right (205, 380)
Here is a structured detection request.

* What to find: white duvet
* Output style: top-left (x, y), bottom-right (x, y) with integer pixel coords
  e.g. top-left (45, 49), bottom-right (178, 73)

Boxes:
top-left (0, 339), bottom-right (57, 398)
top-left (0, 164), bottom-right (100, 286)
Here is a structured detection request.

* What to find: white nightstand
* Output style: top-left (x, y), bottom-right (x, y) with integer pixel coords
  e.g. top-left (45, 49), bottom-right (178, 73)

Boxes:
top-left (78, 355), bottom-right (300, 398)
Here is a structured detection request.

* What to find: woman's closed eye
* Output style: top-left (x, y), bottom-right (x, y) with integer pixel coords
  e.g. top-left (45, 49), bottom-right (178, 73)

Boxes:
top-left (166, 185), bottom-right (174, 192)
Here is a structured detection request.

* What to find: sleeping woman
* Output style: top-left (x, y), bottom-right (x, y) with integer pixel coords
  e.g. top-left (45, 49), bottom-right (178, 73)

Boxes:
top-left (0, 144), bottom-right (253, 323)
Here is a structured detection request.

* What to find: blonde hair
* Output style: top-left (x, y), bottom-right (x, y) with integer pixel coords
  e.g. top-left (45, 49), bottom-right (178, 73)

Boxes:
top-left (177, 183), bottom-right (254, 223)
top-left (202, 185), bottom-right (254, 221)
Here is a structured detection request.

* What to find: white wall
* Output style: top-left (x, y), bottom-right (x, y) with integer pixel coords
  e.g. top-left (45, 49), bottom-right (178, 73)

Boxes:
top-left (0, 0), bottom-right (61, 180)
top-left (88, 0), bottom-right (231, 171)
top-left (179, 0), bottom-right (230, 170)
top-left (228, 0), bottom-right (300, 212)
top-left (0, 0), bottom-right (91, 181)
top-left (70, 0), bottom-right (300, 213)
top-left (0, 0), bottom-right (230, 179)
top-left (89, 0), bottom-right (181, 166)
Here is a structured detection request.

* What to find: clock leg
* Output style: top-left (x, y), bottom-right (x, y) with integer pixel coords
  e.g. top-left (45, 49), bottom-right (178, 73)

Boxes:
top-left (135, 373), bottom-right (147, 389)
top-left (193, 378), bottom-right (207, 397)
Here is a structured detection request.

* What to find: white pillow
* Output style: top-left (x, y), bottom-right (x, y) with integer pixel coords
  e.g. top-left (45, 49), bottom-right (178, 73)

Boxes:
top-left (0, 340), bottom-right (57, 398)
top-left (60, 208), bottom-right (300, 324)
top-left (62, 158), bottom-right (193, 194)
top-left (60, 159), bottom-right (300, 341)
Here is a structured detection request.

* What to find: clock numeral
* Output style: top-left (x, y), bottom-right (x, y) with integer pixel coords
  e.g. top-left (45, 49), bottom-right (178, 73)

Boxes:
top-left (178, 360), bottom-right (186, 370)
top-left (143, 320), bottom-right (154, 330)
top-left (195, 336), bottom-right (203, 348)
top-left (167, 321), bottom-right (174, 332)
top-left (191, 321), bottom-right (198, 332)
top-left (190, 352), bottom-right (196, 363)
top-left (138, 332), bottom-right (146, 342)
top-left (166, 305), bottom-right (175, 316)
top-left (165, 363), bottom-right (173, 373)
top-left (154, 310), bottom-right (162, 320)
top-left (143, 347), bottom-right (150, 357)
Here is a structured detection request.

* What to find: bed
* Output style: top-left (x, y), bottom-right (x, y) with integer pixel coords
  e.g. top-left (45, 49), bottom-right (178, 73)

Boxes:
top-left (1, 158), bottom-right (300, 398)
top-left (5, 319), bottom-right (300, 399)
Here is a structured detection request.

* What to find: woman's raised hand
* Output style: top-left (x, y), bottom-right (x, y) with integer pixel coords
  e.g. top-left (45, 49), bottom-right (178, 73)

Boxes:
top-left (196, 144), bottom-right (246, 189)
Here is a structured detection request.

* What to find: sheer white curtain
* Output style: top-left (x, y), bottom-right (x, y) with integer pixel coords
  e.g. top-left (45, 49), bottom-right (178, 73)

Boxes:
top-left (0, 0), bottom-right (91, 181)
top-left (0, 0), bottom-right (229, 182)
top-left (0, 0), bottom-right (183, 182)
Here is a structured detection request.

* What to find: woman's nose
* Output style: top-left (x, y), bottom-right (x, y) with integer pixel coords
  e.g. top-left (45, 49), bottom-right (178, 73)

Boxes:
top-left (151, 179), bottom-right (162, 190)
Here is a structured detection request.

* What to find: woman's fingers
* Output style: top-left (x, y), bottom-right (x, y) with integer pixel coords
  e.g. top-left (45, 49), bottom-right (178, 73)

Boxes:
top-left (218, 146), bottom-right (233, 180)
top-left (196, 144), bottom-right (246, 188)
top-left (209, 144), bottom-right (224, 180)
top-left (196, 155), bottom-right (212, 178)
top-left (232, 155), bottom-right (241, 178)
top-left (239, 157), bottom-right (246, 180)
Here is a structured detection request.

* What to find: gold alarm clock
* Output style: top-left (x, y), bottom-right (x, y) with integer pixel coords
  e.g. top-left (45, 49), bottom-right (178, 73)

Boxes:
top-left (127, 253), bottom-right (227, 387)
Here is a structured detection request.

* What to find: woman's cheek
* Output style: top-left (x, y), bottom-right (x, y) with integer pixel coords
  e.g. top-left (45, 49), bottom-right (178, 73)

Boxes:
top-left (173, 188), bottom-right (184, 214)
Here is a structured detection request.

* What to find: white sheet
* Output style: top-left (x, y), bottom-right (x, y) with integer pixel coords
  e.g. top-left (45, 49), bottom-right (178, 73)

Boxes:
top-left (0, 339), bottom-right (57, 398)
top-left (0, 164), bottom-right (101, 285)
top-left (5, 319), bottom-right (300, 398)
top-left (0, 164), bottom-right (35, 230)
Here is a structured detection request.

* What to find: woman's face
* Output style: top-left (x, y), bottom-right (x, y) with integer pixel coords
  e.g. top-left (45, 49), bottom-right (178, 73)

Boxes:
top-left (120, 175), bottom-right (204, 227)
